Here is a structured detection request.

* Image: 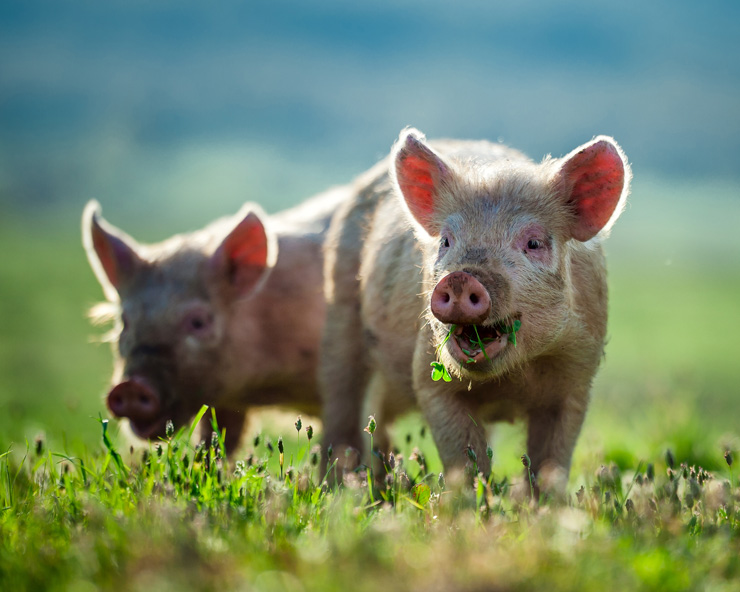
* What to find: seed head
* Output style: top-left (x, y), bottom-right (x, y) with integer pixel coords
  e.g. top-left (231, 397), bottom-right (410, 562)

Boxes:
top-left (724, 450), bottom-right (733, 467)
top-left (521, 453), bottom-right (531, 469)
top-left (388, 451), bottom-right (396, 471)
top-left (327, 444), bottom-right (333, 460)
top-left (646, 463), bottom-right (655, 481)
top-left (665, 449), bottom-right (676, 469)
top-left (466, 445), bottom-right (477, 464)
top-left (306, 425), bottom-right (314, 442)
top-left (165, 420), bottom-right (174, 439)
top-left (295, 417), bottom-right (302, 433)
top-left (486, 445), bottom-right (493, 462)
top-left (253, 435), bottom-right (260, 447)
top-left (277, 437), bottom-right (284, 455)
top-left (34, 435), bottom-right (44, 456)
top-left (438, 472), bottom-right (446, 490)
top-left (364, 415), bottom-right (377, 435)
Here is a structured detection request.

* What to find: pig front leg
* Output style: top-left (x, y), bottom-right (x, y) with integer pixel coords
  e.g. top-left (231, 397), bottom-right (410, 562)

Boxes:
top-left (413, 341), bottom-right (490, 478)
top-left (525, 392), bottom-right (588, 497)
top-left (199, 407), bottom-right (247, 456)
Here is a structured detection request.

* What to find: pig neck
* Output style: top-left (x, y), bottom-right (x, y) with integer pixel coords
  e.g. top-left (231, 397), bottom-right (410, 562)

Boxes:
top-left (222, 232), bottom-right (323, 410)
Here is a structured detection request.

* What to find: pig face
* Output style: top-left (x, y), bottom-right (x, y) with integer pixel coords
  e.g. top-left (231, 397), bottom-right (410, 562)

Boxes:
top-left (82, 202), bottom-right (276, 440)
top-left (392, 129), bottom-right (629, 380)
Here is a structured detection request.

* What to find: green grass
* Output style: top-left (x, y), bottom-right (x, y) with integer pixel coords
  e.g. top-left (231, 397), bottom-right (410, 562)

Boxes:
top-left (1, 411), bottom-right (738, 592)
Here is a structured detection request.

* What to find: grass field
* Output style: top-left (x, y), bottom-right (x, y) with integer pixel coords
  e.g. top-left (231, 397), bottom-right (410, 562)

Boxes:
top-left (1, 175), bottom-right (739, 590)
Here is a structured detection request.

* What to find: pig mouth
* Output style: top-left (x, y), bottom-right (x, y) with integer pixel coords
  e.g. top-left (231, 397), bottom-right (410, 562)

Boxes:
top-left (128, 417), bottom-right (170, 441)
top-left (445, 318), bottom-right (520, 365)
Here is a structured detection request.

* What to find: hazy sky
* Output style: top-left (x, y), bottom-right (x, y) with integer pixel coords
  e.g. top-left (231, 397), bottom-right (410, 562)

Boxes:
top-left (1, 1), bottom-right (738, 223)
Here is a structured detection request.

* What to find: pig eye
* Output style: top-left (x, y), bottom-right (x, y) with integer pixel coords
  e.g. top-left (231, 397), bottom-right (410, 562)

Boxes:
top-left (441, 237), bottom-right (450, 248)
top-left (440, 233), bottom-right (453, 250)
top-left (183, 309), bottom-right (214, 337)
top-left (527, 239), bottom-right (542, 250)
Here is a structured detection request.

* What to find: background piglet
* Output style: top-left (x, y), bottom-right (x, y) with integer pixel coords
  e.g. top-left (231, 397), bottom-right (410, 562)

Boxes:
top-left (321, 129), bottom-right (630, 492)
top-left (84, 189), bottom-right (346, 453)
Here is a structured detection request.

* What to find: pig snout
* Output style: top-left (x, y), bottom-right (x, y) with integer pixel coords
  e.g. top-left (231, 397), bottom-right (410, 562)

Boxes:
top-left (431, 271), bottom-right (491, 325)
top-left (107, 377), bottom-right (161, 423)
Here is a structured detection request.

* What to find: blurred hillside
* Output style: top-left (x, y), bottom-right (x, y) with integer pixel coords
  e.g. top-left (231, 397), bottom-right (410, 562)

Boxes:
top-left (1, 0), bottom-right (739, 230)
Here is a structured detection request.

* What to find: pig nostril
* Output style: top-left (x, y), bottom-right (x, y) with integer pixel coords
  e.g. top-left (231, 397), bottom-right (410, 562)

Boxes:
top-left (470, 293), bottom-right (479, 305)
top-left (442, 293), bottom-right (450, 303)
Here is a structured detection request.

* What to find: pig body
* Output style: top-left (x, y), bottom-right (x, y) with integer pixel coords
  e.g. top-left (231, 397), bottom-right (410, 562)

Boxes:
top-left (321, 130), bottom-right (630, 490)
top-left (84, 188), bottom-right (348, 453)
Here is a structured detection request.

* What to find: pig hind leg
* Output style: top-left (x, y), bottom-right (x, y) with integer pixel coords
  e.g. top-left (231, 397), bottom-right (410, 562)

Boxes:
top-left (320, 297), bottom-right (371, 475)
top-left (362, 369), bottom-right (397, 476)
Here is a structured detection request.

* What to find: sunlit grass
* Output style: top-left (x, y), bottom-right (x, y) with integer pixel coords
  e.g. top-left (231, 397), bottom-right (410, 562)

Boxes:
top-left (1, 409), bottom-right (738, 592)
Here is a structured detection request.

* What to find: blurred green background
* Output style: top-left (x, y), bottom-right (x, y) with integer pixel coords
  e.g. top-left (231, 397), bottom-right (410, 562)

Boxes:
top-left (1, 1), bottom-right (738, 475)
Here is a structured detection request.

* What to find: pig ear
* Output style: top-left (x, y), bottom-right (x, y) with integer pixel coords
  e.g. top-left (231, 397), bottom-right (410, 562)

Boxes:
top-left (392, 127), bottom-right (451, 237)
top-left (211, 204), bottom-right (277, 297)
top-left (82, 200), bottom-right (142, 301)
top-left (555, 136), bottom-right (631, 242)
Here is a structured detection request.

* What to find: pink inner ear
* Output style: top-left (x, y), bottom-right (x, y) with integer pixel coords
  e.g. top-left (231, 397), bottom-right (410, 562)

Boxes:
top-left (398, 153), bottom-right (436, 223)
top-left (221, 214), bottom-right (269, 291)
top-left (227, 232), bottom-right (267, 269)
top-left (91, 223), bottom-right (136, 289)
top-left (92, 231), bottom-right (120, 288)
top-left (563, 141), bottom-right (625, 241)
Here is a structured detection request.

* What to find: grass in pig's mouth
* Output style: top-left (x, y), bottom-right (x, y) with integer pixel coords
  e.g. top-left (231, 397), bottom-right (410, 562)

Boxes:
top-left (431, 319), bottom-right (522, 381)
top-left (458, 320), bottom-right (522, 359)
